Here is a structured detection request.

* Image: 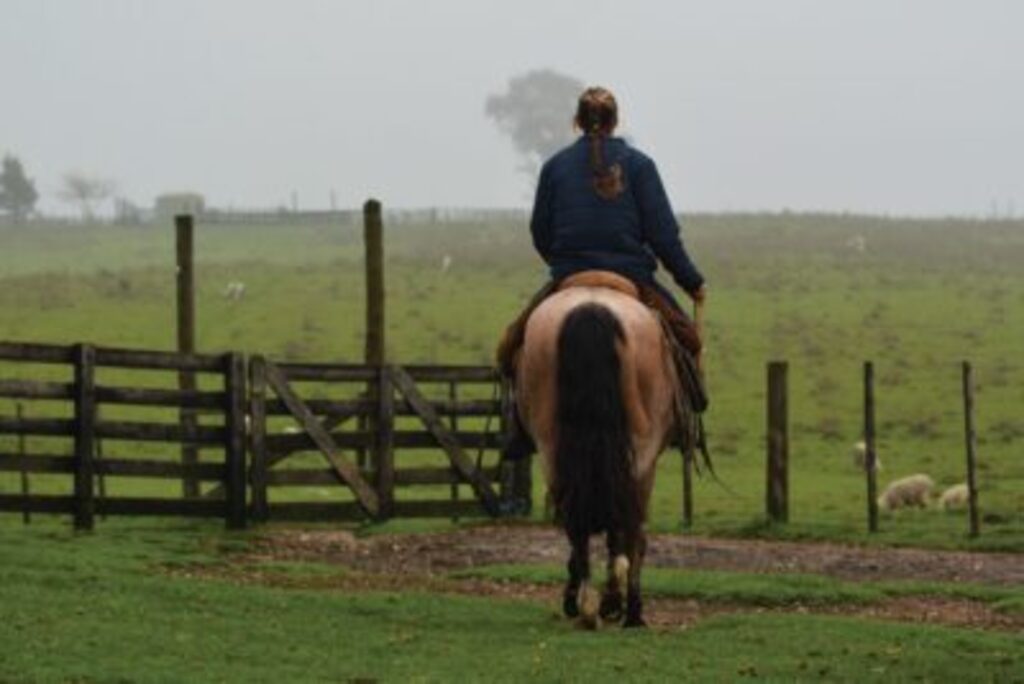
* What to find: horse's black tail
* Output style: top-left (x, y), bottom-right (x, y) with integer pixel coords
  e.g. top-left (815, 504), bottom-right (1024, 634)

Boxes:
top-left (553, 303), bottom-right (641, 541)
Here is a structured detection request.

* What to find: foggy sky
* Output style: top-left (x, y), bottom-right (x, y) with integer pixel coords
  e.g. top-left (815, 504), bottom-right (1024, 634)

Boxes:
top-left (3, 0), bottom-right (1023, 216)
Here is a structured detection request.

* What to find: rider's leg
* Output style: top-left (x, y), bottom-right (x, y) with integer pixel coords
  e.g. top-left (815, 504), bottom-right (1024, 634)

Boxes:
top-left (496, 281), bottom-right (558, 461)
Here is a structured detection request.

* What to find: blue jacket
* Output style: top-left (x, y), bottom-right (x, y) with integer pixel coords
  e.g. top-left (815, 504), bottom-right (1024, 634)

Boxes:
top-left (530, 136), bottom-right (704, 295)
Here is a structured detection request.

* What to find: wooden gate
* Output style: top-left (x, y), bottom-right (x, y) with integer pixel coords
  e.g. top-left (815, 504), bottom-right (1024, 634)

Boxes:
top-left (246, 356), bottom-right (528, 522)
top-left (0, 341), bottom-right (247, 530)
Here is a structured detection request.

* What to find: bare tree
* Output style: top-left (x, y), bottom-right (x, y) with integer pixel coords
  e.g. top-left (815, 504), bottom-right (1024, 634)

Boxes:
top-left (58, 172), bottom-right (115, 221)
top-left (485, 69), bottom-right (584, 179)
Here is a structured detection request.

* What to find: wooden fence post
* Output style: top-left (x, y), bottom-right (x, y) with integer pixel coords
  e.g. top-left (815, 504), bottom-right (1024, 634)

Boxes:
top-left (17, 403), bottom-right (30, 524)
top-left (448, 380), bottom-right (460, 521)
top-left (681, 449), bottom-right (694, 528)
top-left (376, 365), bottom-right (395, 520)
top-left (95, 406), bottom-right (107, 520)
top-left (766, 361), bottom-right (789, 523)
top-left (864, 361), bottom-right (879, 533)
top-left (498, 378), bottom-right (514, 511)
top-left (73, 343), bottom-right (96, 531)
top-left (249, 356), bottom-right (269, 523)
top-left (363, 199), bottom-right (384, 479)
top-left (224, 352), bottom-right (247, 529)
top-left (175, 214), bottom-right (199, 498)
top-left (962, 361), bottom-right (981, 537)
top-left (364, 199), bottom-right (385, 367)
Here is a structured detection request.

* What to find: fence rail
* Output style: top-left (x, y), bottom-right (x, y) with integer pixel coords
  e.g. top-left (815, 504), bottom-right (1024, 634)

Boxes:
top-left (0, 340), bottom-right (518, 529)
top-left (0, 341), bottom-right (246, 529)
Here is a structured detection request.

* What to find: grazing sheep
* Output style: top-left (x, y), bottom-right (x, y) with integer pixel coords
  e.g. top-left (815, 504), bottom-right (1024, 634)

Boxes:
top-left (851, 440), bottom-right (882, 472)
top-left (222, 281), bottom-right (246, 301)
top-left (877, 474), bottom-right (935, 511)
top-left (441, 254), bottom-right (453, 274)
top-left (939, 483), bottom-right (970, 510)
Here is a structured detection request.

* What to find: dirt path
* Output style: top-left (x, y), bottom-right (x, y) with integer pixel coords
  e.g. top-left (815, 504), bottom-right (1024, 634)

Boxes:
top-left (182, 523), bottom-right (1024, 633)
top-left (249, 522), bottom-right (1024, 586)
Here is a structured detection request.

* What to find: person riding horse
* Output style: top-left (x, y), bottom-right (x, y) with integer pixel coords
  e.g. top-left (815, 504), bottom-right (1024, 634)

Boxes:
top-left (497, 86), bottom-right (708, 459)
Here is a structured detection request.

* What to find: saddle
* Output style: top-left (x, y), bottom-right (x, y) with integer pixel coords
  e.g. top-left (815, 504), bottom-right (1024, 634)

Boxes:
top-left (557, 270), bottom-right (639, 299)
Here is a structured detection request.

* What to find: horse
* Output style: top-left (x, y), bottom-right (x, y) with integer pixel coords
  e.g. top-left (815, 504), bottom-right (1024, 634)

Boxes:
top-left (516, 279), bottom-right (679, 628)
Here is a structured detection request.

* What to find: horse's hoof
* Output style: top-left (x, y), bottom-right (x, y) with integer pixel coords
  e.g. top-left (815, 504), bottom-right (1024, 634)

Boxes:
top-left (599, 592), bottom-right (624, 622)
top-left (563, 594), bottom-right (580, 618)
top-left (623, 616), bottom-right (648, 629)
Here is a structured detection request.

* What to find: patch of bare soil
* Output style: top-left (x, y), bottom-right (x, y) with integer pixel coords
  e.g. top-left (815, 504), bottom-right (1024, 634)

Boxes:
top-left (183, 523), bottom-right (1024, 632)
top-left (247, 523), bottom-right (1024, 585)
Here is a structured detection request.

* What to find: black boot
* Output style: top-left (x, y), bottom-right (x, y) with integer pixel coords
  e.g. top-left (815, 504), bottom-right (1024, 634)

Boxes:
top-left (501, 403), bottom-right (536, 462)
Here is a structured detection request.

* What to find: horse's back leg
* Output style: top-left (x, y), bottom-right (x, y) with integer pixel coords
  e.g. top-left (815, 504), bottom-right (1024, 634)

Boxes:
top-left (563, 534), bottom-right (589, 618)
top-left (623, 530), bottom-right (648, 628)
top-left (599, 531), bottom-right (626, 622)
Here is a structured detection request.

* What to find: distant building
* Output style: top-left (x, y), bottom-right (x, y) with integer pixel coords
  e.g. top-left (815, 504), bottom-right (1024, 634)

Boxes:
top-left (154, 192), bottom-right (205, 219)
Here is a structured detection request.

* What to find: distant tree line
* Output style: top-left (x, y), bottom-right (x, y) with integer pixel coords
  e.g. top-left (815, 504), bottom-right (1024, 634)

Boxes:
top-left (0, 152), bottom-right (120, 223)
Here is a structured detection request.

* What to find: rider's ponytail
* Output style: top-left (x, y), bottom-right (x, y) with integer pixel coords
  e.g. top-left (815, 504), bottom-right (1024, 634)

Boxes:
top-left (575, 87), bottom-right (624, 200)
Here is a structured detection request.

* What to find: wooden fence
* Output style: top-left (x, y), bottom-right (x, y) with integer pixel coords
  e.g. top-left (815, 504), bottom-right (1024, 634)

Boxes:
top-left (0, 341), bottom-right (248, 529)
top-left (5, 340), bottom-right (993, 537)
top-left (245, 357), bottom-right (526, 523)
top-left (763, 359), bottom-right (985, 536)
top-left (0, 341), bottom-right (525, 529)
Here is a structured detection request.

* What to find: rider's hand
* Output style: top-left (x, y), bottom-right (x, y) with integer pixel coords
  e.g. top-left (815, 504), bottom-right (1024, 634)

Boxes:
top-left (691, 284), bottom-right (708, 304)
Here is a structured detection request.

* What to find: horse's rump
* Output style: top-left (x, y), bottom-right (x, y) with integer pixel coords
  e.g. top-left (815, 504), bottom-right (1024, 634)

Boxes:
top-left (518, 287), bottom-right (675, 506)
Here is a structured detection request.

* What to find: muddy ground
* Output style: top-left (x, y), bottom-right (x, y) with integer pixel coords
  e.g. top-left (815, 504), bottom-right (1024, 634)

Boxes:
top-left (191, 523), bottom-right (1024, 632)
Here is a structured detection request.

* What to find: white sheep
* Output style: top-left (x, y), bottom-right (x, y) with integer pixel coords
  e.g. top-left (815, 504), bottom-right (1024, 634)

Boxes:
top-left (851, 440), bottom-right (882, 472)
top-left (877, 474), bottom-right (935, 511)
top-left (222, 281), bottom-right (246, 301)
top-left (939, 483), bottom-right (970, 510)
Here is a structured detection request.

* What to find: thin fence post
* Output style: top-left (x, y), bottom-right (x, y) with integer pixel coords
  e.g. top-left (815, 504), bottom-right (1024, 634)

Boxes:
top-left (376, 365), bottom-right (395, 520)
top-left (962, 361), bottom-right (981, 538)
top-left (449, 380), bottom-right (460, 521)
top-left (364, 199), bottom-right (385, 366)
top-left (356, 411), bottom-right (368, 470)
top-left (175, 214), bottom-right (199, 498)
top-left (363, 199), bottom-right (384, 479)
top-left (249, 356), bottom-right (269, 523)
top-left (95, 405), bottom-right (107, 520)
top-left (498, 378), bottom-right (514, 511)
top-left (766, 361), bottom-right (789, 523)
top-left (681, 448), bottom-right (694, 528)
top-left (865, 361), bottom-right (879, 533)
top-left (17, 403), bottom-right (30, 524)
top-left (73, 343), bottom-right (96, 531)
top-left (224, 352), bottom-right (247, 529)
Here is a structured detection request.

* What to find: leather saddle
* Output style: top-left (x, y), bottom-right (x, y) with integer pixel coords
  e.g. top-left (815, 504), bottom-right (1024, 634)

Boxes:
top-left (557, 270), bottom-right (640, 299)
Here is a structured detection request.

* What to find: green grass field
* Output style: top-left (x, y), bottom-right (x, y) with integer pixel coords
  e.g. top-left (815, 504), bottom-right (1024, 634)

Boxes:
top-left (1, 214), bottom-right (1023, 548)
top-left (2, 518), bottom-right (1023, 683)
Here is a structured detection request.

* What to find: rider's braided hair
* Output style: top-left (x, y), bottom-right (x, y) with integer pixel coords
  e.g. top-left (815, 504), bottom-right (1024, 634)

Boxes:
top-left (574, 87), bottom-right (624, 200)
